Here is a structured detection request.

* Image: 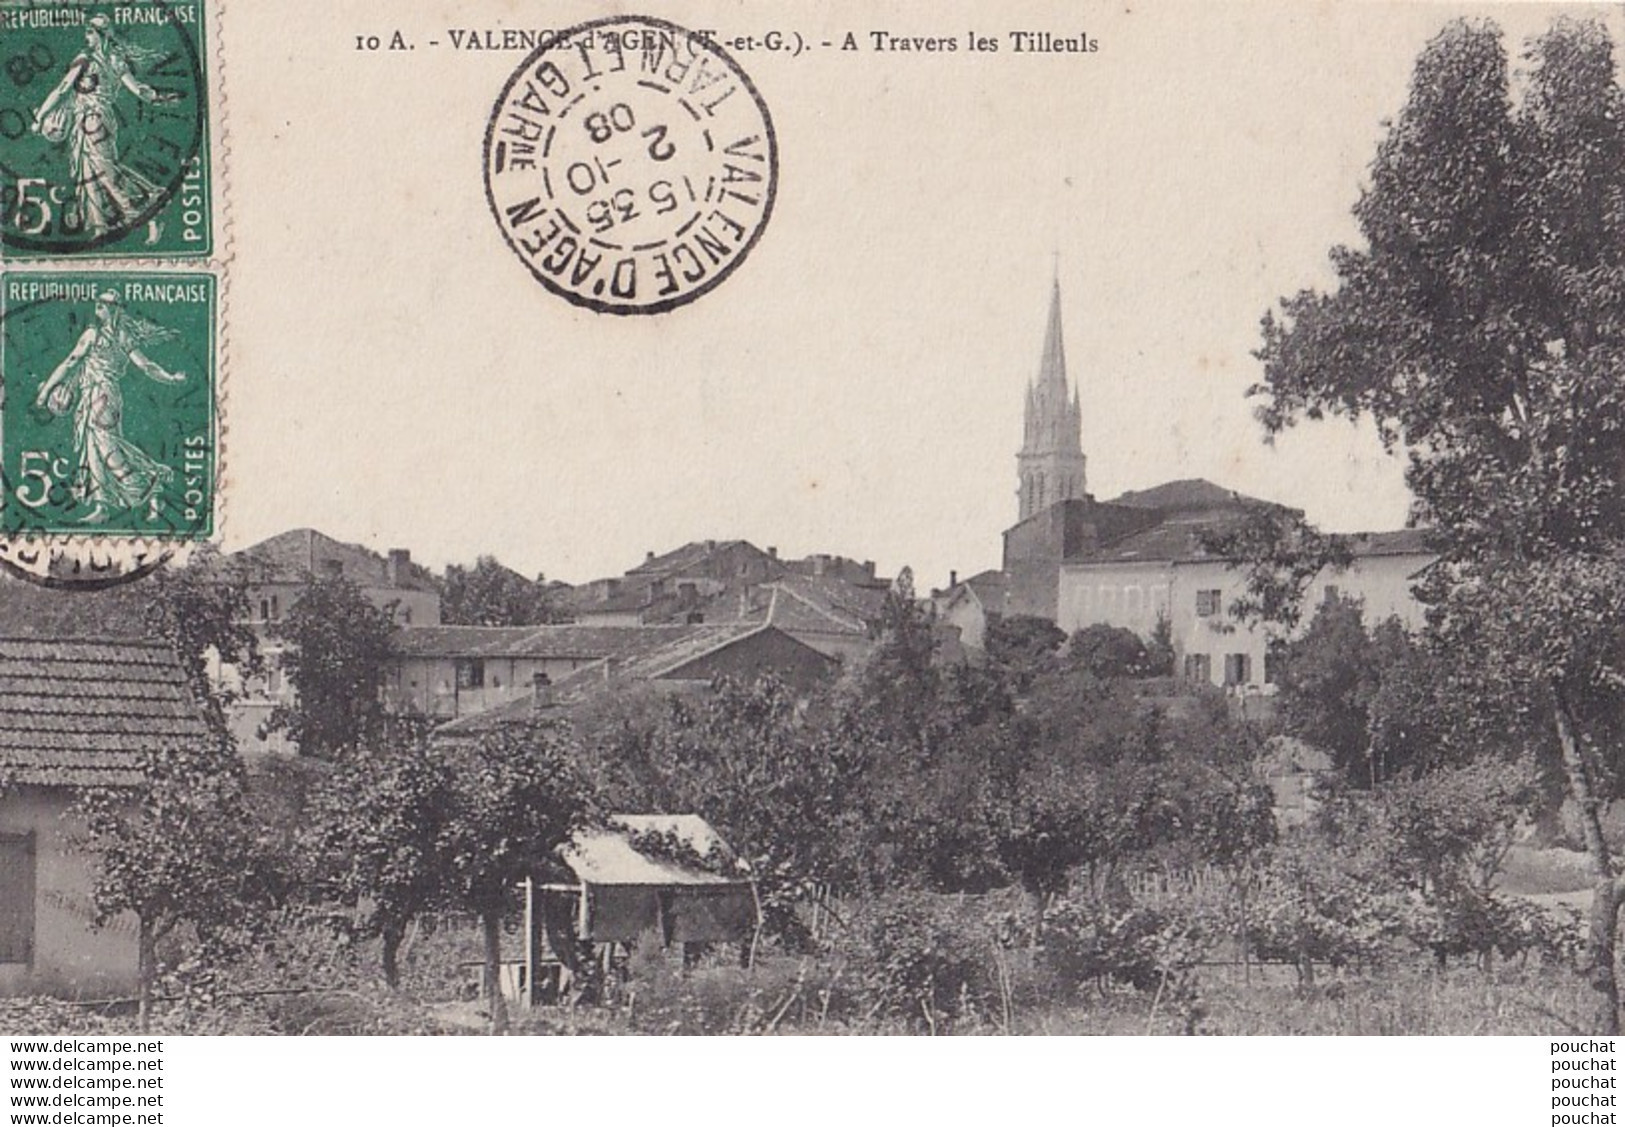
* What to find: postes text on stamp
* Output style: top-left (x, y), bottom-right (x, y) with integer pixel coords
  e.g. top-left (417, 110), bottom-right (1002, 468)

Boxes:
top-left (0, 272), bottom-right (215, 538)
top-left (485, 16), bottom-right (778, 315)
top-left (0, 0), bottom-right (211, 259)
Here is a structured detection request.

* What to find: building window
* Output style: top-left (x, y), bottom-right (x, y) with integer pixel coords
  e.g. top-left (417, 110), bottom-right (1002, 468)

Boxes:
top-left (1183, 653), bottom-right (1212, 683)
top-left (270, 594), bottom-right (280, 620)
top-left (1265, 640), bottom-right (1286, 685)
top-left (1196, 589), bottom-right (1222, 617)
top-left (259, 598), bottom-right (271, 621)
top-left (455, 658), bottom-right (486, 690)
top-left (0, 832), bottom-right (35, 964)
top-left (1224, 653), bottom-right (1253, 686)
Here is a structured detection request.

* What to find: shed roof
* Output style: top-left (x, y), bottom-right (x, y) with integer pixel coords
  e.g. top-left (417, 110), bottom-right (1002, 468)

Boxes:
top-left (561, 814), bottom-right (747, 887)
top-left (0, 637), bottom-right (210, 787)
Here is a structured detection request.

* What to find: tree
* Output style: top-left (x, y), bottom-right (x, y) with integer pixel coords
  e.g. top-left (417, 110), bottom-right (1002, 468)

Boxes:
top-left (983, 614), bottom-right (1066, 690)
top-left (77, 742), bottom-right (274, 1029)
top-left (1275, 595), bottom-right (1379, 785)
top-left (1251, 17), bottom-right (1625, 1028)
top-left (577, 675), bottom-right (871, 949)
top-left (1068, 623), bottom-right (1157, 681)
top-left (846, 566), bottom-right (942, 756)
top-left (440, 723), bottom-right (594, 1032)
top-left (266, 573), bottom-right (398, 758)
top-left (314, 730), bottom-right (454, 988)
top-left (142, 548), bottom-right (262, 736)
top-left (1199, 507), bottom-right (1353, 632)
top-left (441, 556), bottom-right (565, 626)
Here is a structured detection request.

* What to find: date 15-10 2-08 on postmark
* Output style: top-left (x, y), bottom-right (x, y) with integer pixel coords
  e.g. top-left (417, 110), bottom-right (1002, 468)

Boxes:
top-left (0, 0), bottom-right (212, 259)
top-left (0, 272), bottom-right (216, 540)
top-left (485, 15), bottom-right (778, 315)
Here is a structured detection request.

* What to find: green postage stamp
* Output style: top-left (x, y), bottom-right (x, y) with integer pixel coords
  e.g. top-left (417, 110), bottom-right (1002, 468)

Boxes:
top-left (0, 272), bottom-right (215, 538)
top-left (0, 0), bottom-right (212, 258)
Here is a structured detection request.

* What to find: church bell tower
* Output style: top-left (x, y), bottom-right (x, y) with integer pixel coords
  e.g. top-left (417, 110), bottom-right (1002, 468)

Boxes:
top-left (1017, 278), bottom-right (1087, 520)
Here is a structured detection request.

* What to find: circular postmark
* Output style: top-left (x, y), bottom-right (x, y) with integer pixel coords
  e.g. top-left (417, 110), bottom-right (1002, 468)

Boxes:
top-left (484, 16), bottom-right (778, 315)
top-left (0, 0), bottom-right (209, 257)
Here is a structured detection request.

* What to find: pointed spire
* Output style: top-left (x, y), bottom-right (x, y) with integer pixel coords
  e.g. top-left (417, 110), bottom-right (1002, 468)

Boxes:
top-left (1038, 276), bottom-right (1067, 395)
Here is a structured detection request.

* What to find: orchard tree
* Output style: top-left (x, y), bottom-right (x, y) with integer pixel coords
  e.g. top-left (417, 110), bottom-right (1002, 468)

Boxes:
top-left (267, 573), bottom-right (398, 758)
top-left (441, 723), bottom-right (595, 1033)
top-left (314, 733), bottom-right (455, 988)
top-left (77, 742), bottom-right (275, 1029)
top-left (1251, 18), bottom-right (1625, 1029)
top-left (442, 556), bottom-right (565, 626)
top-left (578, 675), bottom-right (870, 949)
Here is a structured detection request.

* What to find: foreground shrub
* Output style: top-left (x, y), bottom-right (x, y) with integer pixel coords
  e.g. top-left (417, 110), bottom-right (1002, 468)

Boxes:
top-left (838, 892), bottom-right (996, 1030)
top-left (1245, 845), bottom-right (1401, 985)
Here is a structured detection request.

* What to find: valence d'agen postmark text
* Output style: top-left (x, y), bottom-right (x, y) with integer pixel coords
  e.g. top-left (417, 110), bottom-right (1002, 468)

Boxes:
top-left (484, 16), bottom-right (778, 315)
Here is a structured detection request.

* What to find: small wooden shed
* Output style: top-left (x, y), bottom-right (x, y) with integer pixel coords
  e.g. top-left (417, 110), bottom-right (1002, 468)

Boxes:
top-left (517, 814), bottom-right (756, 1005)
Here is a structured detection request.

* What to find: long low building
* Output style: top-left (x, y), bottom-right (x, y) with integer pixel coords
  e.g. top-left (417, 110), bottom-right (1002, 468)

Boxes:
top-left (386, 624), bottom-right (701, 719)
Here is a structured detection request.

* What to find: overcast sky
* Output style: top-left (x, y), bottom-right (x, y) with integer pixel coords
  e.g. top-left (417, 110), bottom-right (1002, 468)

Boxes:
top-left (221, 1), bottom-right (1624, 588)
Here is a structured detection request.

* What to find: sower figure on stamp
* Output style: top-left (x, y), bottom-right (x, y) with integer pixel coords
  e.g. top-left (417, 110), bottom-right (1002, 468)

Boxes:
top-left (34, 292), bottom-right (185, 525)
top-left (30, 15), bottom-right (182, 243)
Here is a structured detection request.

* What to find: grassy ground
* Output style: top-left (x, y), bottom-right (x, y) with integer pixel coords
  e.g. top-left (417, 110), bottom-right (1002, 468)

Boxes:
top-left (1, 850), bottom-right (1603, 1036)
top-left (0, 937), bottom-right (1593, 1036)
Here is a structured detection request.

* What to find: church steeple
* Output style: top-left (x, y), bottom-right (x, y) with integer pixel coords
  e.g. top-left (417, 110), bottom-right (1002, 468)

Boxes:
top-left (1017, 276), bottom-right (1087, 521)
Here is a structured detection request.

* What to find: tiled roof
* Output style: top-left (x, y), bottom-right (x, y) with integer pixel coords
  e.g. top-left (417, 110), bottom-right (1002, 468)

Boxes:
top-left (232, 529), bottom-right (439, 594)
top-left (0, 637), bottom-right (210, 788)
top-left (393, 624), bottom-right (697, 659)
top-left (1073, 516), bottom-right (1437, 567)
top-left (435, 624), bottom-right (803, 736)
top-left (547, 624), bottom-right (764, 692)
top-left (1347, 528), bottom-right (1434, 557)
top-left (1081, 513), bottom-right (1248, 564)
top-left (0, 572), bottom-right (152, 638)
top-left (1107, 478), bottom-right (1282, 514)
top-left (625, 540), bottom-right (763, 576)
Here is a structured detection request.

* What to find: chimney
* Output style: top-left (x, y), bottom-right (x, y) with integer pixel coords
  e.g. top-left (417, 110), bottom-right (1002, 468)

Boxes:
top-left (863, 560), bottom-right (875, 579)
top-left (767, 546), bottom-right (778, 559)
top-left (706, 539), bottom-right (717, 552)
top-left (950, 570), bottom-right (959, 588)
top-left (645, 550), bottom-right (655, 564)
top-left (387, 548), bottom-right (409, 586)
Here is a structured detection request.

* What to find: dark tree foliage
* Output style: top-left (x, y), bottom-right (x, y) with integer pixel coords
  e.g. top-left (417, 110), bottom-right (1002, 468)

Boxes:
top-left (312, 726), bottom-right (454, 989)
top-left (1068, 623), bottom-right (1157, 680)
top-left (1250, 17), bottom-right (1625, 1029)
top-left (983, 614), bottom-right (1067, 690)
top-left (266, 574), bottom-right (398, 758)
top-left (78, 741), bottom-right (277, 1029)
top-left (577, 675), bottom-right (869, 948)
top-left (441, 555), bottom-right (566, 626)
top-left (1276, 595), bottom-right (1380, 785)
top-left (1197, 506), bottom-right (1353, 632)
top-left (142, 548), bottom-right (262, 736)
top-left (439, 722), bottom-right (595, 1031)
top-left (850, 567), bottom-right (943, 756)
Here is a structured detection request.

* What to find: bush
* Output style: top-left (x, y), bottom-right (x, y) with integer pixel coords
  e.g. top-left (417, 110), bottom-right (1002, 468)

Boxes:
top-left (1398, 889), bottom-right (1583, 969)
top-left (838, 892), bottom-right (996, 1030)
top-left (1245, 845), bottom-right (1401, 983)
top-left (1040, 896), bottom-right (1216, 997)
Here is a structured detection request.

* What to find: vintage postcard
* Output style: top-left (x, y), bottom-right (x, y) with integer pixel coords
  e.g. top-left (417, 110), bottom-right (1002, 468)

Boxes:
top-left (3, 0), bottom-right (1624, 1106)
